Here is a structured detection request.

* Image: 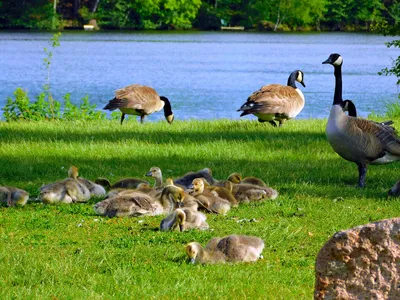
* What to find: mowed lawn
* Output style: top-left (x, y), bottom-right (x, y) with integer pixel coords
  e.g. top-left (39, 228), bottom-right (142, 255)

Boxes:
top-left (1, 119), bottom-right (400, 299)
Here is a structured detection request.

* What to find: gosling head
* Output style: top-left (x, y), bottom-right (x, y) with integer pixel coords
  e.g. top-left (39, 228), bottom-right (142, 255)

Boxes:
top-left (175, 209), bottom-right (186, 232)
top-left (322, 53), bottom-right (343, 67)
top-left (0, 187), bottom-right (12, 207)
top-left (68, 166), bottom-right (79, 180)
top-left (191, 178), bottom-right (204, 194)
top-left (165, 178), bottom-right (174, 186)
top-left (146, 167), bottom-right (162, 178)
top-left (295, 70), bottom-right (306, 87)
top-left (228, 173), bottom-right (242, 184)
top-left (162, 185), bottom-right (185, 208)
top-left (136, 182), bottom-right (151, 189)
top-left (185, 242), bottom-right (202, 264)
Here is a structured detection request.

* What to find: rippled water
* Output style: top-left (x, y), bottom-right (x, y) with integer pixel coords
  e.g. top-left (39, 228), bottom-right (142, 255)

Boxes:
top-left (0, 31), bottom-right (399, 121)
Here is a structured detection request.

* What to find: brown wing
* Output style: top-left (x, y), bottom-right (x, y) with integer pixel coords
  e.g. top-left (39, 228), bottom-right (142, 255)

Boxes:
top-left (351, 118), bottom-right (400, 157)
top-left (105, 84), bottom-right (161, 114)
top-left (241, 84), bottom-right (303, 116)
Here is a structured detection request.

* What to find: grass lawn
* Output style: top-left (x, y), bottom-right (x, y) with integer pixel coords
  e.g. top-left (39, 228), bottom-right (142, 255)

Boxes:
top-left (1, 118), bottom-right (400, 299)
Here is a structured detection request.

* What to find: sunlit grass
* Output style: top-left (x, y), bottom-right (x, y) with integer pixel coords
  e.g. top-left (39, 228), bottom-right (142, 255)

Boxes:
top-left (1, 119), bottom-right (400, 299)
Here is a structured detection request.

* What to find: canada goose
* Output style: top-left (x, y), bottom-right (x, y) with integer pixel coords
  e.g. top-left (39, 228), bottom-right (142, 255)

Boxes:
top-left (94, 185), bottom-right (184, 217)
top-left (174, 168), bottom-right (217, 189)
top-left (0, 186), bottom-right (29, 207)
top-left (103, 84), bottom-right (174, 124)
top-left (160, 208), bottom-right (209, 232)
top-left (39, 166), bottom-right (91, 204)
top-left (323, 53), bottom-right (400, 187)
top-left (186, 235), bottom-right (264, 264)
top-left (146, 167), bottom-right (164, 189)
top-left (237, 70), bottom-right (305, 127)
top-left (95, 177), bottom-right (149, 190)
top-left (231, 183), bottom-right (278, 203)
top-left (190, 178), bottom-right (231, 215)
top-left (228, 173), bottom-right (267, 187)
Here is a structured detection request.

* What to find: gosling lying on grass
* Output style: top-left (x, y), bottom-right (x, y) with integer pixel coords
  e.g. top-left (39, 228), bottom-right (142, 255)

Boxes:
top-left (160, 208), bottom-right (209, 232)
top-left (190, 178), bottom-right (231, 215)
top-left (0, 186), bottom-right (29, 207)
top-left (186, 235), bottom-right (264, 264)
top-left (93, 185), bottom-right (185, 217)
top-left (39, 166), bottom-right (91, 204)
top-left (95, 177), bottom-right (149, 190)
top-left (228, 173), bottom-right (267, 187)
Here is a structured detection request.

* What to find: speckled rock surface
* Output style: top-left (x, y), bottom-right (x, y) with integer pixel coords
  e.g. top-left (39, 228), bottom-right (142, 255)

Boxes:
top-left (314, 218), bottom-right (400, 299)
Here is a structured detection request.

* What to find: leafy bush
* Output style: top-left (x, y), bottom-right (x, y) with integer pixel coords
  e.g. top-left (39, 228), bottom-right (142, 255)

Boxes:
top-left (2, 88), bottom-right (107, 121)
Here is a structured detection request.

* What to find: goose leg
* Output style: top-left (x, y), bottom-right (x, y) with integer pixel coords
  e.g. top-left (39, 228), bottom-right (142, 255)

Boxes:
top-left (268, 121), bottom-right (277, 127)
top-left (140, 115), bottom-right (145, 124)
top-left (278, 120), bottom-right (285, 127)
top-left (357, 163), bottom-right (368, 188)
top-left (120, 113), bottom-right (125, 125)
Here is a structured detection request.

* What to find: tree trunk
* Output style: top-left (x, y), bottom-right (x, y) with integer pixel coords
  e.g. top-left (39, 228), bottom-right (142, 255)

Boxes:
top-left (92, 0), bottom-right (100, 13)
top-left (52, 0), bottom-right (57, 29)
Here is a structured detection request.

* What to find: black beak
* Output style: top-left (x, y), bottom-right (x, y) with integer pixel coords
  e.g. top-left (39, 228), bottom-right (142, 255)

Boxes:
top-left (322, 58), bottom-right (331, 64)
top-left (146, 171), bottom-right (152, 176)
top-left (300, 82), bottom-right (306, 87)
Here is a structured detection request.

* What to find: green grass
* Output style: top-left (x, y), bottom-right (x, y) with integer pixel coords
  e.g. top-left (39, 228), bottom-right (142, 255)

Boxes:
top-left (1, 118), bottom-right (400, 299)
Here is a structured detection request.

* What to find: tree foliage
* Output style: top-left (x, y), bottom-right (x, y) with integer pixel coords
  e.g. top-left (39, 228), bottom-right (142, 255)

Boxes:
top-left (0, 0), bottom-right (397, 31)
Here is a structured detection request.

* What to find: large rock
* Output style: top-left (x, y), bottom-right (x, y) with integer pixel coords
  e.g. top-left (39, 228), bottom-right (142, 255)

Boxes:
top-left (314, 218), bottom-right (400, 299)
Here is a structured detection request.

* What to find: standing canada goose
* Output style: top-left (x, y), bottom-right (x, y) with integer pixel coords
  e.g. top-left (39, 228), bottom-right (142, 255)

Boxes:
top-left (323, 53), bottom-right (400, 187)
top-left (160, 208), bottom-right (209, 232)
top-left (93, 185), bottom-right (184, 217)
top-left (237, 70), bottom-right (306, 127)
top-left (103, 84), bottom-right (174, 124)
top-left (174, 168), bottom-right (217, 189)
top-left (186, 235), bottom-right (264, 264)
top-left (39, 166), bottom-right (91, 204)
top-left (0, 186), bottom-right (29, 207)
top-left (227, 173), bottom-right (267, 187)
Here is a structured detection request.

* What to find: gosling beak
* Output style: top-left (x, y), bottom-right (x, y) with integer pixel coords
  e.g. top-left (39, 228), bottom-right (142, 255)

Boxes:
top-left (146, 171), bottom-right (152, 177)
top-left (190, 258), bottom-right (196, 264)
top-left (179, 224), bottom-right (184, 232)
top-left (188, 184), bottom-right (194, 189)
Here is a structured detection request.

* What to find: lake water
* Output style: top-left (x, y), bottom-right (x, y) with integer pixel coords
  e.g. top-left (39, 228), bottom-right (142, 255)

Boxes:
top-left (0, 31), bottom-right (399, 121)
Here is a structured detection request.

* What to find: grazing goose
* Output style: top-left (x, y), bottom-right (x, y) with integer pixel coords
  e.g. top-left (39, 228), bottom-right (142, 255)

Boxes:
top-left (323, 53), bottom-right (400, 187)
top-left (146, 167), bottom-right (164, 189)
top-left (228, 173), bottom-right (267, 187)
top-left (237, 70), bottom-right (305, 127)
top-left (39, 166), bottom-right (91, 204)
top-left (0, 186), bottom-right (29, 207)
top-left (103, 84), bottom-right (174, 124)
top-left (186, 235), bottom-right (264, 264)
top-left (160, 208), bottom-right (209, 232)
top-left (93, 185), bottom-right (184, 217)
top-left (95, 177), bottom-right (149, 190)
top-left (190, 178), bottom-right (231, 215)
top-left (174, 168), bottom-right (217, 189)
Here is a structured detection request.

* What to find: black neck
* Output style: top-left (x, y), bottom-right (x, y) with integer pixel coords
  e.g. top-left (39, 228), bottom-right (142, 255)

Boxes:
top-left (287, 72), bottom-right (298, 88)
top-left (160, 96), bottom-right (172, 117)
top-left (333, 66), bottom-right (343, 106)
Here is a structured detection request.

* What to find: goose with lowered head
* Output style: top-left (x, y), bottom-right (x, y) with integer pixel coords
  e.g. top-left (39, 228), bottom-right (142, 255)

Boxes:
top-left (237, 70), bottom-right (305, 127)
top-left (323, 53), bottom-right (400, 187)
top-left (103, 84), bottom-right (174, 124)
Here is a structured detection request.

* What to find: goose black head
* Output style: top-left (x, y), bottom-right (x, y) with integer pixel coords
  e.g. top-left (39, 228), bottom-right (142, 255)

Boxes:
top-left (322, 53), bottom-right (343, 67)
top-left (160, 96), bottom-right (174, 124)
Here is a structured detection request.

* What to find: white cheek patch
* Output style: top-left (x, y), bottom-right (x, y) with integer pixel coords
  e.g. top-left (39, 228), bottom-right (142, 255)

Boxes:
top-left (333, 56), bottom-right (343, 66)
top-left (296, 72), bottom-right (303, 83)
